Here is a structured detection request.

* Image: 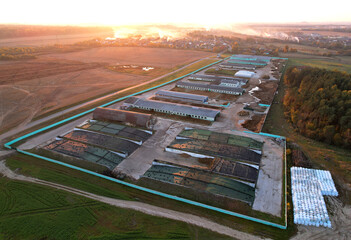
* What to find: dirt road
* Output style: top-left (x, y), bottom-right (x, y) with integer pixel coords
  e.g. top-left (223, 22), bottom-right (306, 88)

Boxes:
top-left (0, 160), bottom-right (265, 240)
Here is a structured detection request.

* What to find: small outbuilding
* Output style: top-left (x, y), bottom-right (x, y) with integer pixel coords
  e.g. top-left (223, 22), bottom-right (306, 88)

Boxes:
top-left (93, 107), bottom-right (156, 129)
top-left (234, 70), bottom-right (255, 78)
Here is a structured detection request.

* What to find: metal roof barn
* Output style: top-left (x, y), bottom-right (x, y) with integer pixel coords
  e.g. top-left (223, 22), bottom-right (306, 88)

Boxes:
top-left (234, 70), bottom-right (255, 78)
top-left (219, 62), bottom-right (256, 70)
top-left (155, 90), bottom-right (208, 103)
top-left (124, 97), bottom-right (220, 121)
top-left (189, 74), bottom-right (246, 82)
top-left (93, 107), bottom-right (156, 129)
top-left (231, 54), bottom-right (271, 62)
top-left (219, 79), bottom-right (240, 88)
top-left (177, 81), bottom-right (244, 95)
top-left (228, 59), bottom-right (267, 66)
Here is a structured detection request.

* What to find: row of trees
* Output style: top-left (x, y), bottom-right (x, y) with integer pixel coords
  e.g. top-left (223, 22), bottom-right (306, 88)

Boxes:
top-left (283, 67), bottom-right (351, 148)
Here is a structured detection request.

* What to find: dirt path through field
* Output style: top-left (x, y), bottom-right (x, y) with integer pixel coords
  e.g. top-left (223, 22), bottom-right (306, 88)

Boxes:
top-left (0, 160), bottom-right (264, 240)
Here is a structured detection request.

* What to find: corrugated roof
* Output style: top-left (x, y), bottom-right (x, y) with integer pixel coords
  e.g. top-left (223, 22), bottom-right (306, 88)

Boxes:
top-left (155, 90), bottom-right (208, 102)
top-left (177, 81), bottom-right (244, 94)
top-left (231, 54), bottom-right (271, 62)
top-left (129, 97), bottom-right (220, 118)
top-left (220, 79), bottom-right (239, 85)
top-left (190, 74), bottom-right (247, 84)
top-left (219, 62), bottom-right (257, 69)
top-left (228, 60), bottom-right (267, 66)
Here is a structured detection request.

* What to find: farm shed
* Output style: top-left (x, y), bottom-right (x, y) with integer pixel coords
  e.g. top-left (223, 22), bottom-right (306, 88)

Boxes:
top-left (155, 90), bottom-right (208, 104)
top-left (234, 70), bottom-right (255, 78)
top-left (219, 62), bottom-right (256, 71)
top-left (228, 59), bottom-right (267, 66)
top-left (189, 74), bottom-right (246, 83)
top-left (230, 54), bottom-right (271, 62)
top-left (93, 107), bottom-right (156, 129)
top-left (176, 81), bottom-right (244, 95)
top-left (219, 79), bottom-right (240, 88)
top-left (123, 97), bottom-right (220, 121)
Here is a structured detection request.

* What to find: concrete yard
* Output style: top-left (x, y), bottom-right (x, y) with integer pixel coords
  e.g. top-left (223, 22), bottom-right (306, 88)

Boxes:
top-left (252, 136), bottom-right (284, 217)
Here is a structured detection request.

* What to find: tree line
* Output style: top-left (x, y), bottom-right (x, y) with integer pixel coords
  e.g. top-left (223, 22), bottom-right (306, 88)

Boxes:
top-left (283, 66), bottom-right (351, 148)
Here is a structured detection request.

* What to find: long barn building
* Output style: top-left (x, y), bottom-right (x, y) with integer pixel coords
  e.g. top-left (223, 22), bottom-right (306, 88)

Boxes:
top-left (189, 74), bottom-right (248, 85)
top-left (230, 54), bottom-right (271, 62)
top-left (176, 81), bottom-right (245, 95)
top-left (123, 97), bottom-right (220, 121)
top-left (155, 90), bottom-right (208, 104)
top-left (219, 62), bottom-right (256, 71)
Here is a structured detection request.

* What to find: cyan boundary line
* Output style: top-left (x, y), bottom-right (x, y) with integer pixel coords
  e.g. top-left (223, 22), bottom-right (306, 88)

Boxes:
top-left (243, 130), bottom-right (288, 228)
top-left (4, 56), bottom-right (287, 229)
top-left (16, 149), bottom-right (286, 229)
top-left (243, 131), bottom-right (286, 139)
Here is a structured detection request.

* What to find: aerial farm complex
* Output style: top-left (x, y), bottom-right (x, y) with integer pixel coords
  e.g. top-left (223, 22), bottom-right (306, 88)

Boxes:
top-left (7, 54), bottom-right (339, 232)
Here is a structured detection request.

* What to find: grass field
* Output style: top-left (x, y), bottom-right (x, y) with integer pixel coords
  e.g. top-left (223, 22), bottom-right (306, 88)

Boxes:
top-left (4, 154), bottom-right (297, 239)
top-left (288, 57), bottom-right (351, 73)
top-left (262, 58), bottom-right (351, 204)
top-left (0, 177), bottom-right (231, 240)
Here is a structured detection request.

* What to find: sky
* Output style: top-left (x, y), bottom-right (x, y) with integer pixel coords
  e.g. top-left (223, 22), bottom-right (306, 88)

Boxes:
top-left (1, 0), bottom-right (351, 26)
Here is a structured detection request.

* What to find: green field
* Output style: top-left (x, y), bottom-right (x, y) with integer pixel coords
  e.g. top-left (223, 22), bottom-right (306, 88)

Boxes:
top-left (4, 154), bottom-right (297, 239)
top-left (288, 57), bottom-right (351, 73)
top-left (262, 58), bottom-right (351, 204)
top-left (0, 177), bottom-right (232, 240)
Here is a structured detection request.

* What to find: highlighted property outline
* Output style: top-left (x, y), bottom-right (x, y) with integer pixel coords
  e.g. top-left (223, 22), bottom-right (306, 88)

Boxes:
top-left (4, 57), bottom-right (287, 230)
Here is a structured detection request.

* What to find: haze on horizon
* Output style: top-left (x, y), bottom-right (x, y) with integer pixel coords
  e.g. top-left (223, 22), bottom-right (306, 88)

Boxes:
top-left (1, 0), bottom-right (351, 27)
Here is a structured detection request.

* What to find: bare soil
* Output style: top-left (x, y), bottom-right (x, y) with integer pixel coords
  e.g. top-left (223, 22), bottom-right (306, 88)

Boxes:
top-left (253, 81), bottom-right (278, 105)
top-left (0, 63), bottom-right (150, 133)
top-left (241, 114), bottom-right (266, 133)
top-left (0, 47), bottom-right (211, 133)
top-left (46, 47), bottom-right (212, 68)
top-left (0, 58), bottom-right (105, 84)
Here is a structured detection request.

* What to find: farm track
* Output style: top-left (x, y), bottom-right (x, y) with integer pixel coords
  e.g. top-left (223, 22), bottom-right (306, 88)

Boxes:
top-left (0, 160), bottom-right (263, 240)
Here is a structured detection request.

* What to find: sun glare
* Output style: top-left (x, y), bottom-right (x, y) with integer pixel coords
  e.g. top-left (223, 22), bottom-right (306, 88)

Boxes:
top-left (0, 0), bottom-right (350, 26)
